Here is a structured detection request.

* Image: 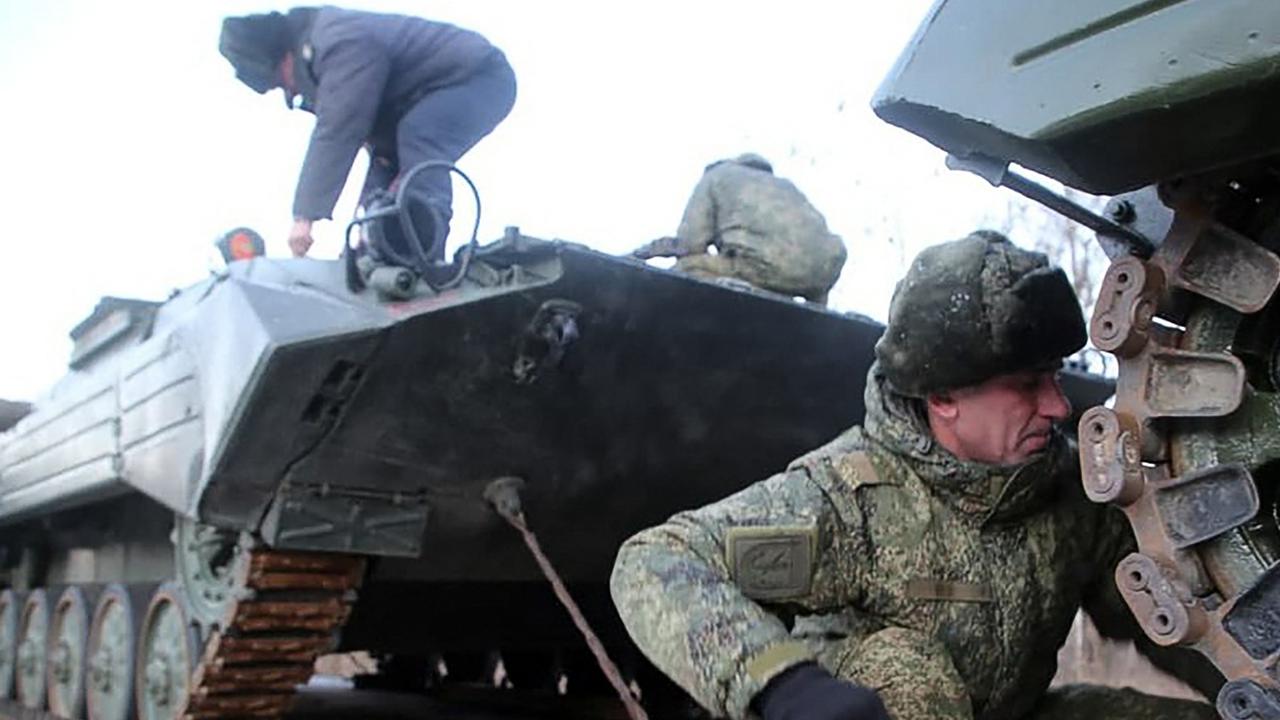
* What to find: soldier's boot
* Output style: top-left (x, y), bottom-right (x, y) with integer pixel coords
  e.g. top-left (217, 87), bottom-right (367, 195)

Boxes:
top-left (1024, 684), bottom-right (1218, 720)
top-left (822, 626), bottom-right (973, 720)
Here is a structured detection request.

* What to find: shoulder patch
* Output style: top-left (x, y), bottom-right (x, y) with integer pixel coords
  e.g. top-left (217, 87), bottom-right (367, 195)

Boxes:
top-left (834, 451), bottom-right (889, 489)
top-left (726, 526), bottom-right (816, 601)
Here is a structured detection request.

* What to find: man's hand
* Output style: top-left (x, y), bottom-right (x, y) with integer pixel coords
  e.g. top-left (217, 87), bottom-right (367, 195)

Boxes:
top-left (631, 236), bottom-right (687, 260)
top-left (288, 218), bottom-right (315, 257)
top-left (753, 663), bottom-right (890, 720)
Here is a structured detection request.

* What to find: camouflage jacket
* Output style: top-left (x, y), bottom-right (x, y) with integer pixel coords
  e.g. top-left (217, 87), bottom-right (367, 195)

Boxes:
top-left (610, 369), bottom-right (1135, 719)
top-left (671, 162), bottom-right (847, 290)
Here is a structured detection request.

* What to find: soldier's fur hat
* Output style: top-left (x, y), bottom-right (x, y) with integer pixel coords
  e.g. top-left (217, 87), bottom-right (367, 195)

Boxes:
top-left (706, 153), bottom-right (774, 174)
top-left (875, 230), bottom-right (1086, 397)
top-left (730, 153), bottom-right (773, 173)
top-left (219, 11), bottom-right (293, 94)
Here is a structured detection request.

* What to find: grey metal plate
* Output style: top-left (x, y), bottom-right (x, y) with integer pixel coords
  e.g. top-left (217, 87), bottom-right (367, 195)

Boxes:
top-left (875, 0), bottom-right (1280, 193)
top-left (208, 246), bottom-right (879, 578)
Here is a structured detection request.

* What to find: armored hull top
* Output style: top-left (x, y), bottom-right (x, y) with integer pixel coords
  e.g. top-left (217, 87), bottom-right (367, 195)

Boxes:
top-left (0, 235), bottom-right (894, 582)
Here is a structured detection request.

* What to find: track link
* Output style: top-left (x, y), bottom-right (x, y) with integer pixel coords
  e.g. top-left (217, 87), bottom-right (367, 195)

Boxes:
top-left (1079, 185), bottom-right (1280, 717)
top-left (183, 550), bottom-right (365, 720)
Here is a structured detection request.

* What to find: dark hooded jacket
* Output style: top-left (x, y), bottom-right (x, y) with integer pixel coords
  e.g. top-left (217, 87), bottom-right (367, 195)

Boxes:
top-left (287, 7), bottom-right (504, 220)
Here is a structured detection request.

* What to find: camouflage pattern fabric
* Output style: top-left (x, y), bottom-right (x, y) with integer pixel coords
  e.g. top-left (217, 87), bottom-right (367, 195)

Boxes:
top-left (658, 157), bottom-right (847, 304)
top-left (610, 368), bottom-right (1218, 719)
top-left (806, 625), bottom-right (1216, 719)
top-left (876, 230), bottom-right (1087, 398)
top-left (673, 253), bottom-right (817, 299)
top-left (820, 626), bottom-right (973, 719)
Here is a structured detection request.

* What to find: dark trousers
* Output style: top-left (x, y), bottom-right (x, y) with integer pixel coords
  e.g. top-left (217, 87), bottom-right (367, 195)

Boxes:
top-left (365, 52), bottom-right (517, 261)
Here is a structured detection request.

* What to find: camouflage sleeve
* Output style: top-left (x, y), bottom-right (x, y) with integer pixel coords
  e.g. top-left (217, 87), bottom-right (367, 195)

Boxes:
top-left (673, 173), bottom-right (719, 255)
top-left (610, 465), bottom-right (862, 719)
top-left (1081, 507), bottom-right (1225, 701)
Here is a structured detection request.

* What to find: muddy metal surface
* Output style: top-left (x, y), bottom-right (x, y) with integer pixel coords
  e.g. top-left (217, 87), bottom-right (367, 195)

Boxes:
top-left (284, 686), bottom-right (635, 719)
top-left (0, 686), bottom-right (640, 720)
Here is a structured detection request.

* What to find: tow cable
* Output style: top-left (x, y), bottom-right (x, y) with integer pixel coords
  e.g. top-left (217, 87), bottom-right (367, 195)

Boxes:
top-left (484, 477), bottom-right (650, 720)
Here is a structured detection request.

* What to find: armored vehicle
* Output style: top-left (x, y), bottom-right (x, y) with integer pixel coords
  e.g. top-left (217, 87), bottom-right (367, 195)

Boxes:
top-left (0, 222), bottom-right (1112, 719)
top-left (877, 2), bottom-right (1280, 718)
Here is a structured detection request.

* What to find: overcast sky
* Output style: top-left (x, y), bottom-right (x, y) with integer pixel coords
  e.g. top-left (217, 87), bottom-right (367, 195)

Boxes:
top-left (0, 0), bottom-right (1043, 400)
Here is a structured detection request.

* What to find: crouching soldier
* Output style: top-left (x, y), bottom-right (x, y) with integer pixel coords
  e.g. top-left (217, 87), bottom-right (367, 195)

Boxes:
top-left (633, 154), bottom-right (847, 305)
top-left (612, 231), bottom-right (1220, 720)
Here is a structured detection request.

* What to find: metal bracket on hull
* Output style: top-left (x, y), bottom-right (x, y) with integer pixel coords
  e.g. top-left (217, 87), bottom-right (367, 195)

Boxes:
top-left (259, 483), bottom-right (429, 558)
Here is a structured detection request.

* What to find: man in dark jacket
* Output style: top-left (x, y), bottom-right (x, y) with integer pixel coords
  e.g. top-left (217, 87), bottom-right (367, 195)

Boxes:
top-left (219, 7), bottom-right (517, 259)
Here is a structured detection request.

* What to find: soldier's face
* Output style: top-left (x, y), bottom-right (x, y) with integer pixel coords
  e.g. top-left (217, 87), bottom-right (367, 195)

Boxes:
top-left (926, 369), bottom-right (1071, 466)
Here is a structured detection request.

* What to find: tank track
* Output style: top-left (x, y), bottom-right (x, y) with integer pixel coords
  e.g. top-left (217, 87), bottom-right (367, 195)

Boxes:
top-left (1080, 182), bottom-right (1280, 719)
top-left (182, 550), bottom-right (365, 720)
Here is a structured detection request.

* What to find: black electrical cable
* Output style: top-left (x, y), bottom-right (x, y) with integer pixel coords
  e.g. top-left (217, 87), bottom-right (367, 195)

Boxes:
top-left (393, 161), bottom-right (482, 291)
top-left (343, 161), bottom-right (483, 292)
top-left (344, 201), bottom-right (416, 274)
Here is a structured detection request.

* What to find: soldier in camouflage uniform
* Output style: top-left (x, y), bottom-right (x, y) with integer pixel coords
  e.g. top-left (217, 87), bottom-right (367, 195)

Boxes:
top-left (611, 231), bottom-right (1220, 720)
top-left (632, 154), bottom-right (847, 305)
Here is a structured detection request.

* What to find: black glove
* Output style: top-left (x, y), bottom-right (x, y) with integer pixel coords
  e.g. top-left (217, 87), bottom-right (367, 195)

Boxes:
top-left (752, 663), bottom-right (890, 720)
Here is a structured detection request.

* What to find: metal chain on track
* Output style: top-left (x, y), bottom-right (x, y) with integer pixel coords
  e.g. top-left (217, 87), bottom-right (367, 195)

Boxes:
top-left (182, 550), bottom-right (366, 720)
